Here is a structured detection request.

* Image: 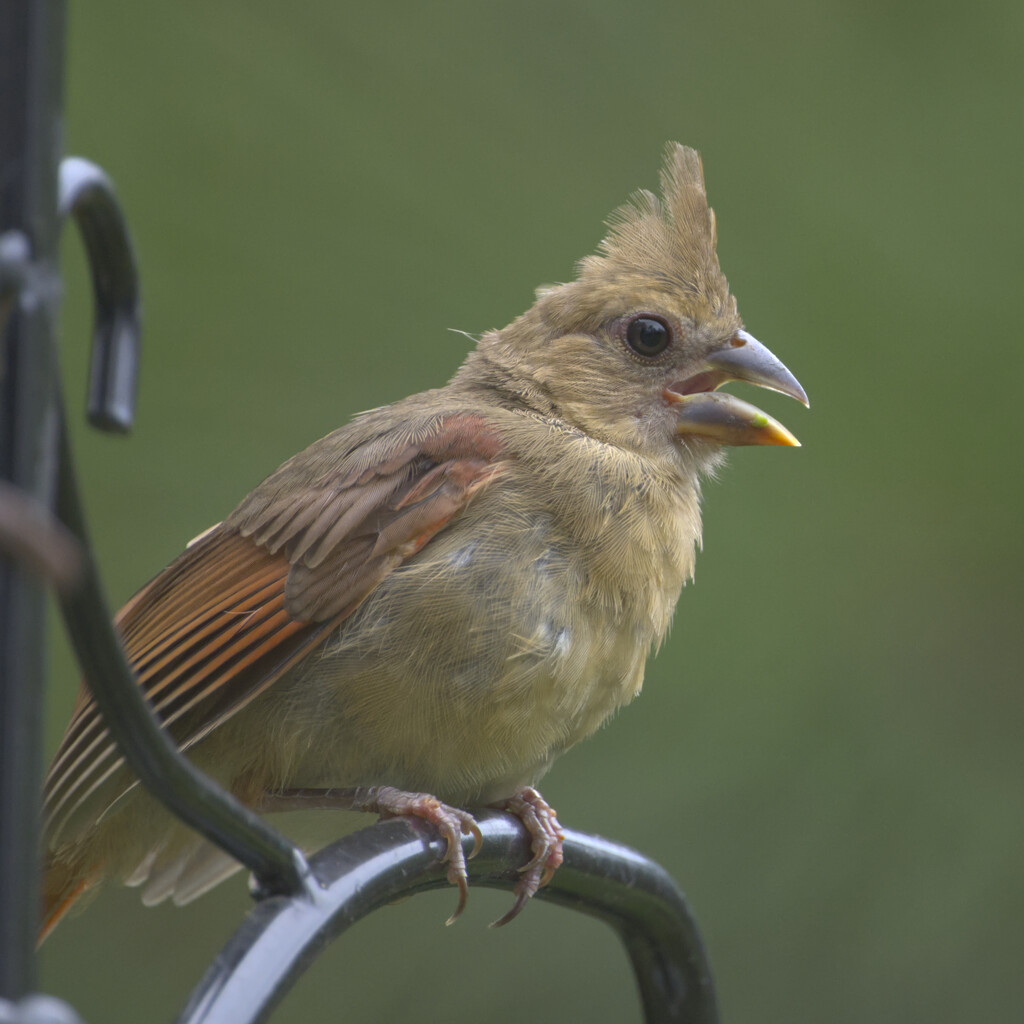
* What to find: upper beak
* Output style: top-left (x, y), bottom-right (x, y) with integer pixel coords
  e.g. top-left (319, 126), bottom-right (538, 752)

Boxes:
top-left (667, 330), bottom-right (808, 447)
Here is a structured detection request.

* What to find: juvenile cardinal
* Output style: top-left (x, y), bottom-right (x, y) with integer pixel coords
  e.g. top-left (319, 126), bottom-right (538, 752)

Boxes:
top-left (41, 144), bottom-right (807, 940)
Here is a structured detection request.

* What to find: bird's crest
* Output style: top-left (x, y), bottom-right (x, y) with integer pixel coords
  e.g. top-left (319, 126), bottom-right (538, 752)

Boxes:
top-left (571, 143), bottom-right (735, 319)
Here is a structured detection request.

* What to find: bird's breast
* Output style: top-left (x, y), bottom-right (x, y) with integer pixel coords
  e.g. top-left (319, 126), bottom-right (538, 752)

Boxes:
top-left (273, 434), bottom-right (701, 805)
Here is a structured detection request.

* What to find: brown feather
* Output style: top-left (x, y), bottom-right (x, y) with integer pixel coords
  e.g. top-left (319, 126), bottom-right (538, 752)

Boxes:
top-left (41, 412), bottom-right (508, 932)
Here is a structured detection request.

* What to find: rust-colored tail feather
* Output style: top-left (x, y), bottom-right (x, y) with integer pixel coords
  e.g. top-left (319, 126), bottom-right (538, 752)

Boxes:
top-left (38, 855), bottom-right (101, 946)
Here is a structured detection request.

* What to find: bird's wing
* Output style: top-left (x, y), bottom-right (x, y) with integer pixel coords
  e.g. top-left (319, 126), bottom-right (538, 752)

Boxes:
top-left (43, 410), bottom-right (507, 846)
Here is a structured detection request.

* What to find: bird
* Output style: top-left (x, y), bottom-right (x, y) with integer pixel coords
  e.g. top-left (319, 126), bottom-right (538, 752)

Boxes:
top-left (39, 143), bottom-right (807, 942)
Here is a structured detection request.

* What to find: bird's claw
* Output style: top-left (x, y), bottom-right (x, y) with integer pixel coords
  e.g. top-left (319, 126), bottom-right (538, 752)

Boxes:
top-left (359, 784), bottom-right (562, 927)
top-left (489, 786), bottom-right (564, 927)
top-left (370, 787), bottom-right (482, 925)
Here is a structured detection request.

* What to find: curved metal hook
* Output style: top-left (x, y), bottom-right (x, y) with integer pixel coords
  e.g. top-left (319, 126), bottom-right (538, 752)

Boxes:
top-left (58, 157), bottom-right (141, 433)
top-left (177, 814), bottom-right (719, 1024)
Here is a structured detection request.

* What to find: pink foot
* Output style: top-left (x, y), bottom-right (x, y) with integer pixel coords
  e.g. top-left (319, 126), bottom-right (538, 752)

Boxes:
top-left (259, 785), bottom-right (482, 925)
top-left (361, 786), bottom-right (484, 925)
top-left (489, 785), bottom-right (564, 927)
top-left (259, 784), bottom-right (563, 926)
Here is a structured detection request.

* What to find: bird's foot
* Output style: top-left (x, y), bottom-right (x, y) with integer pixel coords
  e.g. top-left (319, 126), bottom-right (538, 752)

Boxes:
top-left (259, 784), bottom-right (562, 926)
top-left (488, 785), bottom-right (564, 927)
top-left (258, 785), bottom-right (482, 922)
top-left (365, 786), bottom-right (483, 925)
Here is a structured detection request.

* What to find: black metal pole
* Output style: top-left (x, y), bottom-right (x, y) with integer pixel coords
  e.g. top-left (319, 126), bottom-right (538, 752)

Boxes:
top-left (0, 0), bottom-right (68, 999)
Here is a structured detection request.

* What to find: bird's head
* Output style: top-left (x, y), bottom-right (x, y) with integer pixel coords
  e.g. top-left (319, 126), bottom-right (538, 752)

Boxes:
top-left (464, 143), bottom-right (807, 467)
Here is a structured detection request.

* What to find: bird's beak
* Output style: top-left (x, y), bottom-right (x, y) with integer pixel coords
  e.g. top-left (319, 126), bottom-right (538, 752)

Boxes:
top-left (666, 330), bottom-right (808, 447)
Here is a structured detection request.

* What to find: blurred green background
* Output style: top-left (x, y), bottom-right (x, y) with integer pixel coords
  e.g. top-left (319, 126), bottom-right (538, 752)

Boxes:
top-left (39, 1), bottom-right (1022, 1021)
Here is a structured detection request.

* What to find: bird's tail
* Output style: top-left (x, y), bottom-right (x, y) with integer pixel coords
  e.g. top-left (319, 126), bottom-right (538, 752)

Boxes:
top-left (38, 852), bottom-right (101, 946)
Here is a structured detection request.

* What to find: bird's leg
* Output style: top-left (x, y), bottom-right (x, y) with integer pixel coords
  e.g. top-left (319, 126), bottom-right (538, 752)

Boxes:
top-left (257, 786), bottom-right (483, 924)
top-left (487, 785), bottom-right (564, 927)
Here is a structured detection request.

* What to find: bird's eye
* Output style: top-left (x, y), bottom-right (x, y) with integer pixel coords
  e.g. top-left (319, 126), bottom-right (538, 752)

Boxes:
top-left (625, 315), bottom-right (672, 358)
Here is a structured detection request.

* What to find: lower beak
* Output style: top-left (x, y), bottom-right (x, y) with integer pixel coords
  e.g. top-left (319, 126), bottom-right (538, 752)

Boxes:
top-left (668, 330), bottom-right (808, 447)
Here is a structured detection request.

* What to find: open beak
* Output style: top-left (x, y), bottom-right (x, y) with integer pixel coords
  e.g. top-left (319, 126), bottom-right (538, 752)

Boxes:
top-left (667, 330), bottom-right (808, 447)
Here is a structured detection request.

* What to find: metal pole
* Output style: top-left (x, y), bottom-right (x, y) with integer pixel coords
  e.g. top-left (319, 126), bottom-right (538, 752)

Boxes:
top-left (0, 0), bottom-right (68, 999)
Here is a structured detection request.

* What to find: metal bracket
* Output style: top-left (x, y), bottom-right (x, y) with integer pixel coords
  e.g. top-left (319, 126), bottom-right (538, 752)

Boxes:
top-left (178, 815), bottom-right (719, 1024)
